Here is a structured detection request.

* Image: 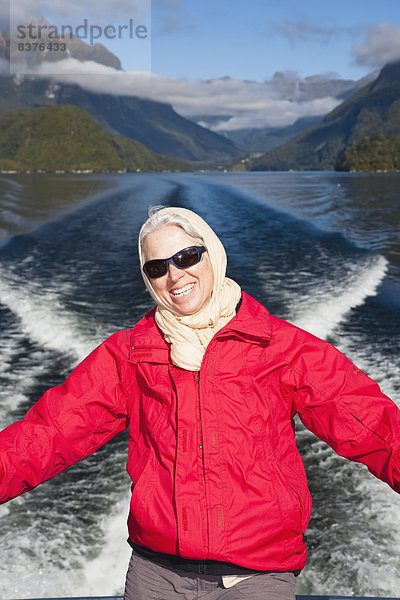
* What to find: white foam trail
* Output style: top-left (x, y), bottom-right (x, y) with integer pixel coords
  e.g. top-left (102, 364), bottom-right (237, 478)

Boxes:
top-left (0, 491), bottom-right (132, 600)
top-left (297, 471), bottom-right (400, 595)
top-left (289, 255), bottom-right (388, 339)
top-left (81, 492), bottom-right (131, 596)
top-left (0, 267), bottom-right (96, 362)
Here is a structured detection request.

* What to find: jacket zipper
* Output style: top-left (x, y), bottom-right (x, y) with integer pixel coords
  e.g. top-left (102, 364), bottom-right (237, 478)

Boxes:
top-left (194, 370), bottom-right (209, 554)
top-left (195, 371), bottom-right (203, 450)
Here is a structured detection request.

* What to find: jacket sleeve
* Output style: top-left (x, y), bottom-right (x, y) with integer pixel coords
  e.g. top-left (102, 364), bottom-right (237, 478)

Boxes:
top-left (289, 330), bottom-right (400, 494)
top-left (0, 331), bottom-right (131, 504)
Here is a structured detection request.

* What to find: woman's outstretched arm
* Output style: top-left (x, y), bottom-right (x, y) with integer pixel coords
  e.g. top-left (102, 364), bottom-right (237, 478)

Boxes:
top-left (0, 330), bottom-right (132, 504)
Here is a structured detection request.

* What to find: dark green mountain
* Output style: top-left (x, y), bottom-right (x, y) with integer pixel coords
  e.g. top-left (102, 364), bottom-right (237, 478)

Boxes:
top-left (336, 134), bottom-right (400, 172)
top-left (250, 62), bottom-right (400, 171)
top-left (0, 76), bottom-right (241, 165)
top-left (0, 105), bottom-right (191, 172)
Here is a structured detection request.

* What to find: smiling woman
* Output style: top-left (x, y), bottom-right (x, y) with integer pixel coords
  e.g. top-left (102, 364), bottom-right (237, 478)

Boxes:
top-left (0, 203), bottom-right (400, 600)
top-left (138, 206), bottom-right (241, 371)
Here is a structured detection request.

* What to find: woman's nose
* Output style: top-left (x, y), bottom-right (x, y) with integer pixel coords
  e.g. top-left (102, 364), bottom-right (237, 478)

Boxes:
top-left (168, 262), bottom-right (185, 281)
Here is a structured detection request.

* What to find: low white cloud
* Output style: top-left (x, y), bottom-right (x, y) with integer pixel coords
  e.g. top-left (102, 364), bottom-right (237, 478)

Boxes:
top-left (354, 24), bottom-right (400, 67)
top-left (20, 58), bottom-right (345, 130)
top-left (210, 98), bottom-right (339, 131)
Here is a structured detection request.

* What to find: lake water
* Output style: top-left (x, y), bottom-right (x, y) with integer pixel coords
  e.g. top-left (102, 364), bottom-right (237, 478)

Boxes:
top-left (0, 171), bottom-right (399, 598)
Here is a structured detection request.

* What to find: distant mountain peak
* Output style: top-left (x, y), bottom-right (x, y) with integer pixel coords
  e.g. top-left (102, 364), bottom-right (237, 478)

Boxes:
top-left (370, 60), bottom-right (400, 92)
top-left (249, 61), bottom-right (400, 171)
top-left (2, 17), bottom-right (123, 70)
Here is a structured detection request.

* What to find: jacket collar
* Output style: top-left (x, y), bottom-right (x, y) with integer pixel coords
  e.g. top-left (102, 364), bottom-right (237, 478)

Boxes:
top-left (130, 292), bottom-right (272, 360)
top-left (131, 306), bottom-right (169, 350)
top-left (221, 291), bottom-right (273, 341)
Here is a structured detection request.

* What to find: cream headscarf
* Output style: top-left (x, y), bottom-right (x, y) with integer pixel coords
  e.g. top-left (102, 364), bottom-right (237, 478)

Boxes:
top-left (138, 207), bottom-right (242, 371)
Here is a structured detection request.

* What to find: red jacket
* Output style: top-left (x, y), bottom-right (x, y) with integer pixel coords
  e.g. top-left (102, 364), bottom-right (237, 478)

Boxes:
top-left (0, 292), bottom-right (399, 572)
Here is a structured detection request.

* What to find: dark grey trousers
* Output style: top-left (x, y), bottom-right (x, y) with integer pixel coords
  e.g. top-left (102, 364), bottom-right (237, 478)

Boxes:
top-left (123, 550), bottom-right (296, 599)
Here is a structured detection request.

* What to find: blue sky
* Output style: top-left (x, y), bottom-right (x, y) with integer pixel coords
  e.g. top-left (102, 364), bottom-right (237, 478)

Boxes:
top-left (147, 0), bottom-right (400, 81)
top-left (32, 0), bottom-right (400, 81)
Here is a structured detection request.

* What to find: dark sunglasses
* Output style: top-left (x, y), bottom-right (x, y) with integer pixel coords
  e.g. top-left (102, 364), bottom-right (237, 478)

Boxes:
top-left (143, 245), bottom-right (207, 279)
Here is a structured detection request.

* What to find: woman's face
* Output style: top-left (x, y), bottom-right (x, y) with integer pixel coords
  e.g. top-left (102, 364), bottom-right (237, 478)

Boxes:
top-left (142, 225), bottom-right (214, 316)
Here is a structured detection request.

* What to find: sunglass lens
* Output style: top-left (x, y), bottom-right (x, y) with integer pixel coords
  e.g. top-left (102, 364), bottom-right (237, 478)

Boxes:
top-left (145, 260), bottom-right (167, 278)
top-left (174, 247), bottom-right (199, 268)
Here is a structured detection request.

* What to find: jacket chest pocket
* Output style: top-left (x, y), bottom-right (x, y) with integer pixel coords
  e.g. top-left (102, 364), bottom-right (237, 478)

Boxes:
top-left (127, 436), bottom-right (151, 485)
top-left (127, 353), bottom-right (171, 431)
top-left (127, 389), bottom-right (167, 483)
top-left (127, 436), bottom-right (158, 523)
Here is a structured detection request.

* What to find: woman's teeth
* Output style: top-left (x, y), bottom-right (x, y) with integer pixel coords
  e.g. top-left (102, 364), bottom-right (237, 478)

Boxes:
top-left (171, 283), bottom-right (195, 297)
